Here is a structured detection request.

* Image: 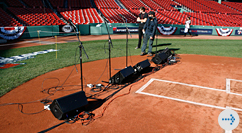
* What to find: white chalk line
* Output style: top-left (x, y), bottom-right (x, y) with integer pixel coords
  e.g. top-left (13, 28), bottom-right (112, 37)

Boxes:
top-left (135, 78), bottom-right (242, 112)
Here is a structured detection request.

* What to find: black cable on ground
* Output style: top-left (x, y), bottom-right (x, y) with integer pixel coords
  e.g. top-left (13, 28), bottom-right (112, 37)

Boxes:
top-left (69, 66), bottom-right (160, 126)
top-left (0, 46), bottom-right (88, 114)
top-left (0, 99), bottom-right (52, 115)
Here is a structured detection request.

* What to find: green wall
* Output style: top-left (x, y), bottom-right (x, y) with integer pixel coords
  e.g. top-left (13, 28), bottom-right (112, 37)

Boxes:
top-left (21, 25), bottom-right (90, 39)
top-left (90, 24), bottom-right (113, 35)
top-left (20, 23), bottom-right (241, 39)
top-left (111, 23), bottom-right (241, 36)
top-left (79, 24), bottom-right (90, 35)
top-left (164, 24), bottom-right (241, 35)
top-left (21, 25), bottom-right (59, 39)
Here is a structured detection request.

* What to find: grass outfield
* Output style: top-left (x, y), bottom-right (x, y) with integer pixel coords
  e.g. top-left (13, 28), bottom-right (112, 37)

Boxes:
top-left (0, 39), bottom-right (242, 96)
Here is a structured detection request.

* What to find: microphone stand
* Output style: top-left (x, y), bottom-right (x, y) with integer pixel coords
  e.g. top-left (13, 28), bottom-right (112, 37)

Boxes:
top-left (154, 21), bottom-right (160, 55)
top-left (68, 19), bottom-right (89, 91)
top-left (155, 28), bottom-right (158, 54)
top-left (100, 15), bottom-right (113, 81)
top-left (120, 15), bottom-right (132, 67)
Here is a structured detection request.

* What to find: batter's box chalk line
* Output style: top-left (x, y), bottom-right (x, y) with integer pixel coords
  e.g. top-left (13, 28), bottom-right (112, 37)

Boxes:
top-left (136, 78), bottom-right (242, 112)
top-left (225, 130), bottom-right (232, 133)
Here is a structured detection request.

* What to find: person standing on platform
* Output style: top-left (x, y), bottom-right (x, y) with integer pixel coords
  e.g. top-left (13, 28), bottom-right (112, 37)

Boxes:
top-left (184, 17), bottom-right (192, 37)
top-left (135, 7), bottom-right (148, 49)
top-left (140, 11), bottom-right (158, 56)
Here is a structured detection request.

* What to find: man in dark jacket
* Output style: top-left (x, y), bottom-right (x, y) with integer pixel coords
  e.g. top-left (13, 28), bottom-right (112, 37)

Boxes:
top-left (141, 11), bottom-right (158, 56)
top-left (136, 7), bottom-right (148, 49)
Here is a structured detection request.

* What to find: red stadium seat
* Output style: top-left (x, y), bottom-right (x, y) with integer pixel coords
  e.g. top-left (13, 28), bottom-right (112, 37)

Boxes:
top-left (1, 0), bottom-right (241, 27)
top-left (8, 7), bottom-right (65, 26)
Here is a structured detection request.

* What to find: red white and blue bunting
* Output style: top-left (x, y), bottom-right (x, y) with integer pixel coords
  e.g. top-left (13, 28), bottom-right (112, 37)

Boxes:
top-left (157, 26), bottom-right (177, 35)
top-left (0, 26), bottom-right (26, 40)
top-left (216, 28), bottom-right (233, 36)
top-left (0, 49), bottom-right (59, 69)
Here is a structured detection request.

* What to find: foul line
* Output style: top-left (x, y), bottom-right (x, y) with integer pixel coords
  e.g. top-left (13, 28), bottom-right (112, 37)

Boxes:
top-left (136, 78), bottom-right (242, 112)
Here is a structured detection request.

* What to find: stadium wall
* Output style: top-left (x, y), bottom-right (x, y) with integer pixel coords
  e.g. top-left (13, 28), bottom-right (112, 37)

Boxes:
top-left (21, 25), bottom-right (90, 39)
top-left (20, 23), bottom-right (241, 39)
top-left (161, 24), bottom-right (241, 36)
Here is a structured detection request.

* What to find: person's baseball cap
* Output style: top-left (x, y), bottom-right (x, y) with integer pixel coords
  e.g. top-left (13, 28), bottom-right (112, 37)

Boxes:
top-left (149, 11), bottom-right (155, 16)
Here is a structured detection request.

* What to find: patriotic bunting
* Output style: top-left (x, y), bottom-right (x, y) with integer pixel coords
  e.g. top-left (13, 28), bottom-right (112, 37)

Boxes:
top-left (157, 26), bottom-right (177, 35)
top-left (216, 28), bottom-right (233, 36)
top-left (0, 26), bottom-right (26, 40)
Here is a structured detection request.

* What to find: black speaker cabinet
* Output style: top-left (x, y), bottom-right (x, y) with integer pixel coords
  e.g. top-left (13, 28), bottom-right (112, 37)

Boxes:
top-left (152, 53), bottom-right (168, 64)
top-left (50, 91), bottom-right (88, 120)
top-left (152, 48), bottom-right (171, 64)
top-left (162, 47), bottom-right (172, 57)
top-left (133, 59), bottom-right (150, 73)
top-left (109, 66), bottom-right (135, 84)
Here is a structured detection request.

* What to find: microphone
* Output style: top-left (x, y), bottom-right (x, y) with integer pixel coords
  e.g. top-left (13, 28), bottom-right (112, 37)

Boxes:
top-left (108, 38), bottom-right (113, 48)
top-left (68, 19), bottom-right (75, 27)
top-left (67, 19), bottom-right (78, 32)
top-left (60, 18), bottom-right (68, 25)
top-left (100, 13), bottom-right (108, 22)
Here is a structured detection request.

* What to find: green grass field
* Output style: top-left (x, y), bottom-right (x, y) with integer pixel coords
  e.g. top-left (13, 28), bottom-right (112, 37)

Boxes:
top-left (0, 39), bottom-right (242, 96)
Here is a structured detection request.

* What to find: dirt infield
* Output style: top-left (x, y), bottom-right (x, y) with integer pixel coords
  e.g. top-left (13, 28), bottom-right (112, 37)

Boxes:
top-left (1, 34), bottom-right (242, 50)
top-left (1, 34), bottom-right (242, 132)
top-left (0, 54), bottom-right (242, 132)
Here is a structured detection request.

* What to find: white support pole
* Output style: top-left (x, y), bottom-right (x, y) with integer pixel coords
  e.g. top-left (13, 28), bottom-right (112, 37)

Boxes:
top-left (226, 78), bottom-right (231, 93)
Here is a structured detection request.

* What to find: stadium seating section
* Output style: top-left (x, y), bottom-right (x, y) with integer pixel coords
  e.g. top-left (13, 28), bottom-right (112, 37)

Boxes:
top-left (0, 8), bottom-right (22, 27)
top-left (156, 10), bottom-right (187, 25)
top-left (94, 0), bottom-right (120, 9)
top-left (174, 0), bottom-right (214, 13)
top-left (68, 0), bottom-right (92, 8)
top-left (100, 8), bottom-right (136, 23)
top-left (119, 0), bottom-right (148, 9)
top-left (152, 0), bottom-right (179, 11)
top-left (5, 0), bottom-right (24, 7)
top-left (49, 0), bottom-right (65, 8)
top-left (222, 1), bottom-right (242, 13)
top-left (8, 8), bottom-right (65, 26)
top-left (59, 8), bottom-right (103, 24)
top-left (22, 0), bottom-right (44, 8)
top-left (0, 0), bottom-right (241, 27)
